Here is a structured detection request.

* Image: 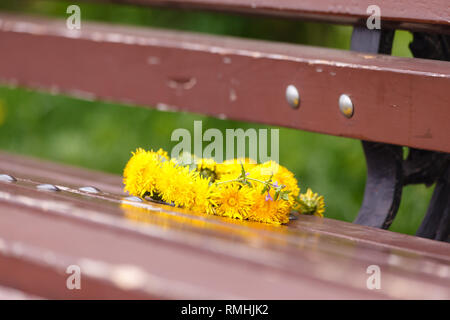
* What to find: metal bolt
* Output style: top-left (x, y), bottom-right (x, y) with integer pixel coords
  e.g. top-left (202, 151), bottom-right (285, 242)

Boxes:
top-left (79, 186), bottom-right (100, 194)
top-left (124, 196), bottom-right (143, 202)
top-left (0, 174), bottom-right (17, 183)
top-left (286, 85), bottom-right (300, 109)
top-left (339, 94), bottom-right (354, 118)
top-left (36, 184), bottom-right (60, 192)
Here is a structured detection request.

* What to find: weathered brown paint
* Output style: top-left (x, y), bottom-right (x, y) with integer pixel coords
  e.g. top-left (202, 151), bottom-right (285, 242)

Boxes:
top-left (85, 0), bottom-right (450, 33)
top-left (0, 152), bottom-right (449, 299)
top-left (0, 285), bottom-right (41, 300)
top-left (0, 14), bottom-right (449, 153)
top-left (1, 151), bottom-right (449, 261)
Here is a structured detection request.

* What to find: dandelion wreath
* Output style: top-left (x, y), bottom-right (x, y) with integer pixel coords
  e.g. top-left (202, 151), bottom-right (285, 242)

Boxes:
top-left (123, 148), bottom-right (325, 225)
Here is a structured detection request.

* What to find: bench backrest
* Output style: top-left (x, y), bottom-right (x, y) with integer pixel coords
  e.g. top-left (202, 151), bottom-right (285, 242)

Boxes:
top-left (0, 1), bottom-right (448, 153)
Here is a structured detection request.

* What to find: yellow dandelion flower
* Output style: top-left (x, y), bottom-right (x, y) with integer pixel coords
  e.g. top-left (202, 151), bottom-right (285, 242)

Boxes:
top-left (123, 148), bottom-right (165, 197)
top-left (190, 175), bottom-right (218, 215)
top-left (216, 158), bottom-right (257, 180)
top-left (157, 160), bottom-right (196, 208)
top-left (196, 158), bottom-right (218, 181)
top-left (247, 187), bottom-right (291, 225)
top-left (296, 188), bottom-right (325, 217)
top-left (155, 148), bottom-right (169, 161)
top-left (197, 158), bottom-right (217, 172)
top-left (214, 183), bottom-right (255, 220)
top-left (248, 160), bottom-right (300, 205)
top-left (172, 151), bottom-right (195, 167)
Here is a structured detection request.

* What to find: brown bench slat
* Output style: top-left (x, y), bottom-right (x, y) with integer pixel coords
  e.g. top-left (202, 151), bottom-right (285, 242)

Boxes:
top-left (1, 151), bottom-right (449, 262)
top-left (85, 0), bottom-right (450, 33)
top-left (0, 14), bottom-right (449, 154)
top-left (3, 150), bottom-right (449, 259)
top-left (0, 151), bottom-right (449, 299)
top-left (0, 152), bottom-right (123, 195)
top-left (0, 285), bottom-right (42, 300)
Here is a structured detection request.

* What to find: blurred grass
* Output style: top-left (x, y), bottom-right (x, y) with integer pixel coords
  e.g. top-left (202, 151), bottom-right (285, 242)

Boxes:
top-left (0, 0), bottom-right (431, 235)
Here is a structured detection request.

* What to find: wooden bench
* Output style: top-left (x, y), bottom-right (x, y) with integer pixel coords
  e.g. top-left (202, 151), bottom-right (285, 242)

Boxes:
top-left (0, 0), bottom-right (449, 299)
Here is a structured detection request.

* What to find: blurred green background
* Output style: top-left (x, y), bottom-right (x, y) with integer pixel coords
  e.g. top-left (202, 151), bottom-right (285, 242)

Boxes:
top-left (0, 0), bottom-right (434, 235)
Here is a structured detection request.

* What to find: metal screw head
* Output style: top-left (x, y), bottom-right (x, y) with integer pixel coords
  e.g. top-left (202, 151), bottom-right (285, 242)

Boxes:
top-left (0, 174), bottom-right (17, 183)
top-left (286, 85), bottom-right (300, 109)
top-left (79, 186), bottom-right (100, 194)
top-left (339, 94), bottom-right (354, 118)
top-left (123, 196), bottom-right (143, 203)
top-left (36, 184), bottom-right (60, 192)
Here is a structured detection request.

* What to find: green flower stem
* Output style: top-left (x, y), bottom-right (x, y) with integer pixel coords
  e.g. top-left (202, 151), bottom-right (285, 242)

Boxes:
top-left (215, 177), bottom-right (277, 188)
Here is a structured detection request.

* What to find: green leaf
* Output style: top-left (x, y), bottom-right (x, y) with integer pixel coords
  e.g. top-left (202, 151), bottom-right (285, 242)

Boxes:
top-left (274, 190), bottom-right (280, 201)
top-left (280, 191), bottom-right (290, 201)
top-left (239, 162), bottom-right (246, 179)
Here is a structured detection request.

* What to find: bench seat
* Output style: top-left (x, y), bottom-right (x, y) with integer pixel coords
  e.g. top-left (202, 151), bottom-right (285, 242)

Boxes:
top-left (0, 151), bottom-right (448, 299)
